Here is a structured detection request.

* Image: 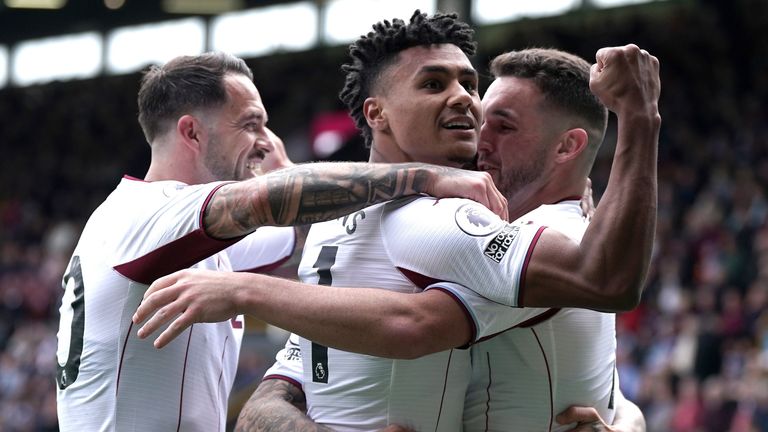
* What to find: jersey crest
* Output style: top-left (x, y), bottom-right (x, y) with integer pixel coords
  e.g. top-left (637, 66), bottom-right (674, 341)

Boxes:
top-left (454, 203), bottom-right (502, 236)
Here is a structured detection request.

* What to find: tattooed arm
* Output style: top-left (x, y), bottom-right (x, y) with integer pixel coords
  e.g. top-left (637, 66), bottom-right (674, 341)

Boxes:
top-left (235, 380), bottom-right (331, 432)
top-left (235, 380), bottom-right (411, 432)
top-left (204, 162), bottom-right (507, 239)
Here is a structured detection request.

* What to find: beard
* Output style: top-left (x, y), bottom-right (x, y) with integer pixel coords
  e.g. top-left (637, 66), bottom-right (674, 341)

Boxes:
top-left (497, 146), bottom-right (547, 199)
top-left (203, 135), bottom-right (239, 181)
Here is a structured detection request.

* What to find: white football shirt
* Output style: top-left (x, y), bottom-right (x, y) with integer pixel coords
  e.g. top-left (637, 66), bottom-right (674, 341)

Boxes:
top-left (56, 176), bottom-right (294, 432)
top-left (294, 196), bottom-right (547, 431)
top-left (463, 200), bottom-right (618, 432)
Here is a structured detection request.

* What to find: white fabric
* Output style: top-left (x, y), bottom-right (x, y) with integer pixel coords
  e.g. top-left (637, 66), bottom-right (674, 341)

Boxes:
top-left (263, 333), bottom-right (304, 385)
top-left (463, 200), bottom-right (619, 432)
top-left (226, 226), bottom-right (295, 271)
top-left (56, 177), bottom-right (293, 432)
top-left (292, 196), bottom-right (545, 431)
top-left (381, 197), bottom-right (544, 307)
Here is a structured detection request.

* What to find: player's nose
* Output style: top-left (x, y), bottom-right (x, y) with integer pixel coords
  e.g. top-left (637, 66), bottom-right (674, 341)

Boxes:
top-left (256, 129), bottom-right (275, 153)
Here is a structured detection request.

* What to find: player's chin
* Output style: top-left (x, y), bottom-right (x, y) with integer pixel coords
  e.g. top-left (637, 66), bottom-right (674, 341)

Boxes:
top-left (452, 142), bottom-right (479, 165)
top-left (481, 167), bottom-right (501, 184)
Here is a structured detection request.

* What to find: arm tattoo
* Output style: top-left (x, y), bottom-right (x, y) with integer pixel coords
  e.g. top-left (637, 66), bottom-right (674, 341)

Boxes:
top-left (235, 379), bottom-right (333, 432)
top-left (204, 162), bottom-right (433, 238)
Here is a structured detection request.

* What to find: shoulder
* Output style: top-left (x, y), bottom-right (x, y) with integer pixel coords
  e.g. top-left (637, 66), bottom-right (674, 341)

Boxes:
top-left (383, 197), bottom-right (503, 235)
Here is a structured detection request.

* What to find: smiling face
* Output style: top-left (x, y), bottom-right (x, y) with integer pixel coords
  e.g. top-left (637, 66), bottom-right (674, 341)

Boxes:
top-left (478, 76), bottom-right (564, 200)
top-left (202, 73), bottom-right (274, 181)
top-left (368, 44), bottom-right (482, 167)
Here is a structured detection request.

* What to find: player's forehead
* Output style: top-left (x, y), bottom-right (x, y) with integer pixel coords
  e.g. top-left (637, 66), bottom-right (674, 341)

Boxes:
top-left (483, 77), bottom-right (542, 117)
top-left (222, 73), bottom-right (267, 119)
top-left (383, 44), bottom-right (476, 85)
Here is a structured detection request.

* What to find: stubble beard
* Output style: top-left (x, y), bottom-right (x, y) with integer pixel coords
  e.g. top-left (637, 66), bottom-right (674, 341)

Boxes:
top-left (498, 148), bottom-right (547, 201)
top-left (203, 135), bottom-right (239, 181)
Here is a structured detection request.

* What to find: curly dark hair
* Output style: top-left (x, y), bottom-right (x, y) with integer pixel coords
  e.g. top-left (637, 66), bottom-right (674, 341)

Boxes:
top-left (339, 9), bottom-right (477, 148)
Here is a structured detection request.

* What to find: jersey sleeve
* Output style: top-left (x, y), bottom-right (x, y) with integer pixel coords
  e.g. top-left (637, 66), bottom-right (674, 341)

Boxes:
top-left (226, 227), bottom-right (296, 273)
top-left (425, 281), bottom-right (550, 342)
top-left (381, 197), bottom-right (546, 307)
top-left (113, 181), bottom-right (243, 284)
top-left (262, 333), bottom-right (304, 390)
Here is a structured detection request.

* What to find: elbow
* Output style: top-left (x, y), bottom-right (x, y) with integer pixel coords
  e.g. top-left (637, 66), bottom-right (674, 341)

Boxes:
top-left (385, 322), bottom-right (436, 360)
top-left (376, 293), bottom-right (468, 359)
top-left (601, 278), bottom-right (644, 312)
top-left (611, 289), bottom-right (642, 312)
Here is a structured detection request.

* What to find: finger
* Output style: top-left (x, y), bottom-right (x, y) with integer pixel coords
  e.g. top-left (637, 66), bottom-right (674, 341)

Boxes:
top-left (589, 63), bottom-right (601, 89)
top-left (594, 47), bottom-right (610, 70)
top-left (470, 176), bottom-right (493, 215)
top-left (490, 186), bottom-right (507, 221)
top-left (379, 426), bottom-right (414, 432)
top-left (136, 298), bottom-right (186, 339)
top-left (562, 423), bottom-right (603, 432)
top-left (556, 406), bottom-right (600, 424)
top-left (152, 310), bottom-right (197, 349)
top-left (133, 283), bottom-right (180, 324)
top-left (480, 172), bottom-right (508, 221)
top-left (487, 177), bottom-right (507, 221)
top-left (143, 272), bottom-right (180, 300)
top-left (498, 190), bottom-right (509, 221)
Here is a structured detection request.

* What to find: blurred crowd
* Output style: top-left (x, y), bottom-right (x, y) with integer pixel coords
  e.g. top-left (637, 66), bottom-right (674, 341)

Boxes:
top-left (1, 0), bottom-right (766, 430)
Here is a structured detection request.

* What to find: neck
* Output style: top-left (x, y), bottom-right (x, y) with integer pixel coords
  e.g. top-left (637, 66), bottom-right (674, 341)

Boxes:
top-left (144, 141), bottom-right (204, 184)
top-left (507, 176), bottom-right (586, 220)
top-left (368, 140), bottom-right (465, 168)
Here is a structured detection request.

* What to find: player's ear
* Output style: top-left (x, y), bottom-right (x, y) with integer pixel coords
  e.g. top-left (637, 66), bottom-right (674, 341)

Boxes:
top-left (555, 128), bottom-right (588, 163)
top-left (177, 114), bottom-right (206, 155)
top-left (364, 97), bottom-right (388, 131)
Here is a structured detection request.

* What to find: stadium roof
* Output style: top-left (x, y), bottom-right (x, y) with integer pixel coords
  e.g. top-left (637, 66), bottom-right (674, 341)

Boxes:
top-left (0, 0), bottom-right (292, 45)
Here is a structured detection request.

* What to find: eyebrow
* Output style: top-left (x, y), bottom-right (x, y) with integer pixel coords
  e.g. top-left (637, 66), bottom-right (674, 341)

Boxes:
top-left (238, 111), bottom-right (267, 125)
top-left (417, 65), bottom-right (478, 79)
top-left (488, 108), bottom-right (516, 121)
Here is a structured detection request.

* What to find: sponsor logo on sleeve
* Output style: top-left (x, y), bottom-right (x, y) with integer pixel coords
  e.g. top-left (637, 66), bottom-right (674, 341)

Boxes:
top-left (455, 203), bottom-right (503, 236)
top-left (483, 224), bottom-right (520, 263)
top-left (284, 347), bottom-right (302, 361)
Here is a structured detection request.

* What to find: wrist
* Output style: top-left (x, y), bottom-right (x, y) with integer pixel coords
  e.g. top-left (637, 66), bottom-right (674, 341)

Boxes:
top-left (411, 164), bottom-right (434, 196)
top-left (233, 273), bottom-right (255, 315)
top-left (616, 106), bottom-right (661, 128)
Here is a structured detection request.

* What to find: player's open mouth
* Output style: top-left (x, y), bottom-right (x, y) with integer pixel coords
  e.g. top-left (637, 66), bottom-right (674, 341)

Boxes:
top-left (246, 161), bottom-right (263, 175)
top-left (442, 116), bottom-right (476, 131)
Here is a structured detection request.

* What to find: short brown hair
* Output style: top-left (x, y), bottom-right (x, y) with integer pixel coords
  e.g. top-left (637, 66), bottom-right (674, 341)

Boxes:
top-left (137, 51), bottom-right (253, 143)
top-left (490, 48), bottom-right (608, 150)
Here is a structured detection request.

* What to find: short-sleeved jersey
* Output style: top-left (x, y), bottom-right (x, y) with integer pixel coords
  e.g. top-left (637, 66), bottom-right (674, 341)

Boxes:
top-left (463, 200), bottom-right (618, 432)
top-left (56, 176), bottom-right (294, 432)
top-left (263, 333), bottom-right (304, 389)
top-left (294, 196), bottom-right (547, 432)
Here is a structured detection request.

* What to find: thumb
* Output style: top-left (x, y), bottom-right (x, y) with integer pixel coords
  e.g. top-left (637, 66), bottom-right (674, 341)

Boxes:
top-left (589, 62), bottom-right (602, 92)
top-left (379, 426), bottom-right (414, 432)
top-left (556, 405), bottom-right (599, 424)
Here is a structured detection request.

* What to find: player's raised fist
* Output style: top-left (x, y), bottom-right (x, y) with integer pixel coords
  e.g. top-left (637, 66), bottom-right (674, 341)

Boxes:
top-left (589, 44), bottom-right (660, 118)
